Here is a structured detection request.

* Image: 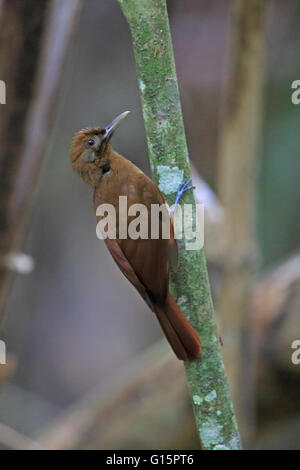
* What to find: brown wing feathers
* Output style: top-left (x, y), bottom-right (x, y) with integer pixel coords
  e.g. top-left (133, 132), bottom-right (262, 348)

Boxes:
top-left (96, 151), bottom-right (201, 361)
top-left (105, 236), bottom-right (201, 361)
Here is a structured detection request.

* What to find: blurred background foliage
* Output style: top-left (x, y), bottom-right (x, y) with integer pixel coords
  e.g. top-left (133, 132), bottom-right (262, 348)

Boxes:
top-left (0, 0), bottom-right (299, 449)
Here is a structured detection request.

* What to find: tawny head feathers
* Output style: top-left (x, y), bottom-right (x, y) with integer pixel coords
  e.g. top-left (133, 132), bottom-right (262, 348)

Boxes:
top-left (69, 111), bottom-right (130, 187)
top-left (70, 127), bottom-right (111, 187)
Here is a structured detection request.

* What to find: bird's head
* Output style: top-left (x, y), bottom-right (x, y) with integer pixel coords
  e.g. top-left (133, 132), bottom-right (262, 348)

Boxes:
top-left (70, 111), bottom-right (130, 186)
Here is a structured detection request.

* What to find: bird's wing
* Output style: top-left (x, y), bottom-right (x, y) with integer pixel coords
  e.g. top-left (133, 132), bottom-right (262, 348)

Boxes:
top-left (104, 238), bottom-right (153, 310)
top-left (115, 180), bottom-right (176, 305)
top-left (96, 168), bottom-right (178, 306)
top-left (119, 237), bottom-right (169, 305)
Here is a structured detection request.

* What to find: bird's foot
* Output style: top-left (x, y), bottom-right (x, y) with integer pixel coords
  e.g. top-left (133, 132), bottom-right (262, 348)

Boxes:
top-left (172, 178), bottom-right (195, 211)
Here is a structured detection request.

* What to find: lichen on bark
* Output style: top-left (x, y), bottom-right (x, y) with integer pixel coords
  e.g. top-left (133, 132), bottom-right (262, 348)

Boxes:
top-left (118, 0), bottom-right (242, 450)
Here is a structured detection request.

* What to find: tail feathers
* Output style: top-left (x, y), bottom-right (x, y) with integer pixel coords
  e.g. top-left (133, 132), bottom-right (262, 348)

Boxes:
top-left (153, 293), bottom-right (202, 361)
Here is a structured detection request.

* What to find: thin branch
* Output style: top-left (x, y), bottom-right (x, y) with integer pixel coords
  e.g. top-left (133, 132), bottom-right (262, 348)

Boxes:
top-left (33, 251), bottom-right (300, 449)
top-left (117, 0), bottom-right (241, 450)
top-left (216, 0), bottom-right (266, 441)
top-left (0, 423), bottom-right (42, 450)
top-left (33, 341), bottom-right (194, 450)
top-left (0, 0), bottom-right (81, 319)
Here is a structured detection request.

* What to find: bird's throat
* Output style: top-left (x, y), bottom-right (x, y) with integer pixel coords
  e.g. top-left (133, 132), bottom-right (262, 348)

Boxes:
top-left (101, 160), bottom-right (111, 175)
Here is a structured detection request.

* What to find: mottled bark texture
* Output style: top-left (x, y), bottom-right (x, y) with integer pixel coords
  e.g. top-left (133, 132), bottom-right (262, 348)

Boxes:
top-left (118, 0), bottom-right (242, 450)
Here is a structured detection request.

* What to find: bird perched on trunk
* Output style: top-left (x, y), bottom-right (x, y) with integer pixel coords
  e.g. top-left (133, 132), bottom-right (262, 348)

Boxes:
top-left (70, 112), bottom-right (201, 361)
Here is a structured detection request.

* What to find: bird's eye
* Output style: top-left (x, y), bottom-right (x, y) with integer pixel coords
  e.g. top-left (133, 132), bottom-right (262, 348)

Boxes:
top-left (87, 139), bottom-right (95, 147)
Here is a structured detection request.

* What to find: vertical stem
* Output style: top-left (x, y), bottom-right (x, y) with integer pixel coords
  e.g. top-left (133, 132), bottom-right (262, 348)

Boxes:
top-left (217, 0), bottom-right (266, 442)
top-left (118, 0), bottom-right (242, 450)
top-left (0, 0), bottom-right (81, 320)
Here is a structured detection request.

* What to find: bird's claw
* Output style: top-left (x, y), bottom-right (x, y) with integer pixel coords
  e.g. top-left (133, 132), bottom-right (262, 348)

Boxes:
top-left (178, 177), bottom-right (192, 191)
top-left (173, 177), bottom-right (195, 208)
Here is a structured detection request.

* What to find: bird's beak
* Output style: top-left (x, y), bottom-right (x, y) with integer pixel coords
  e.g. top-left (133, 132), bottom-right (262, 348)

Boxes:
top-left (103, 111), bottom-right (130, 140)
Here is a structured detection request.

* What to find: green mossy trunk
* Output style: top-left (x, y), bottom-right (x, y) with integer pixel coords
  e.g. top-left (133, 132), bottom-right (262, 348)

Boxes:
top-left (118, 0), bottom-right (242, 450)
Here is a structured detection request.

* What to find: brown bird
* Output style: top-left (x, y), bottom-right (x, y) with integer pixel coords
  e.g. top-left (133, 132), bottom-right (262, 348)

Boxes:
top-left (70, 112), bottom-right (201, 361)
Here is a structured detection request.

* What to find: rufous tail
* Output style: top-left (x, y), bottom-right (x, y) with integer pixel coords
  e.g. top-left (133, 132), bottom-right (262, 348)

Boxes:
top-left (153, 293), bottom-right (202, 361)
